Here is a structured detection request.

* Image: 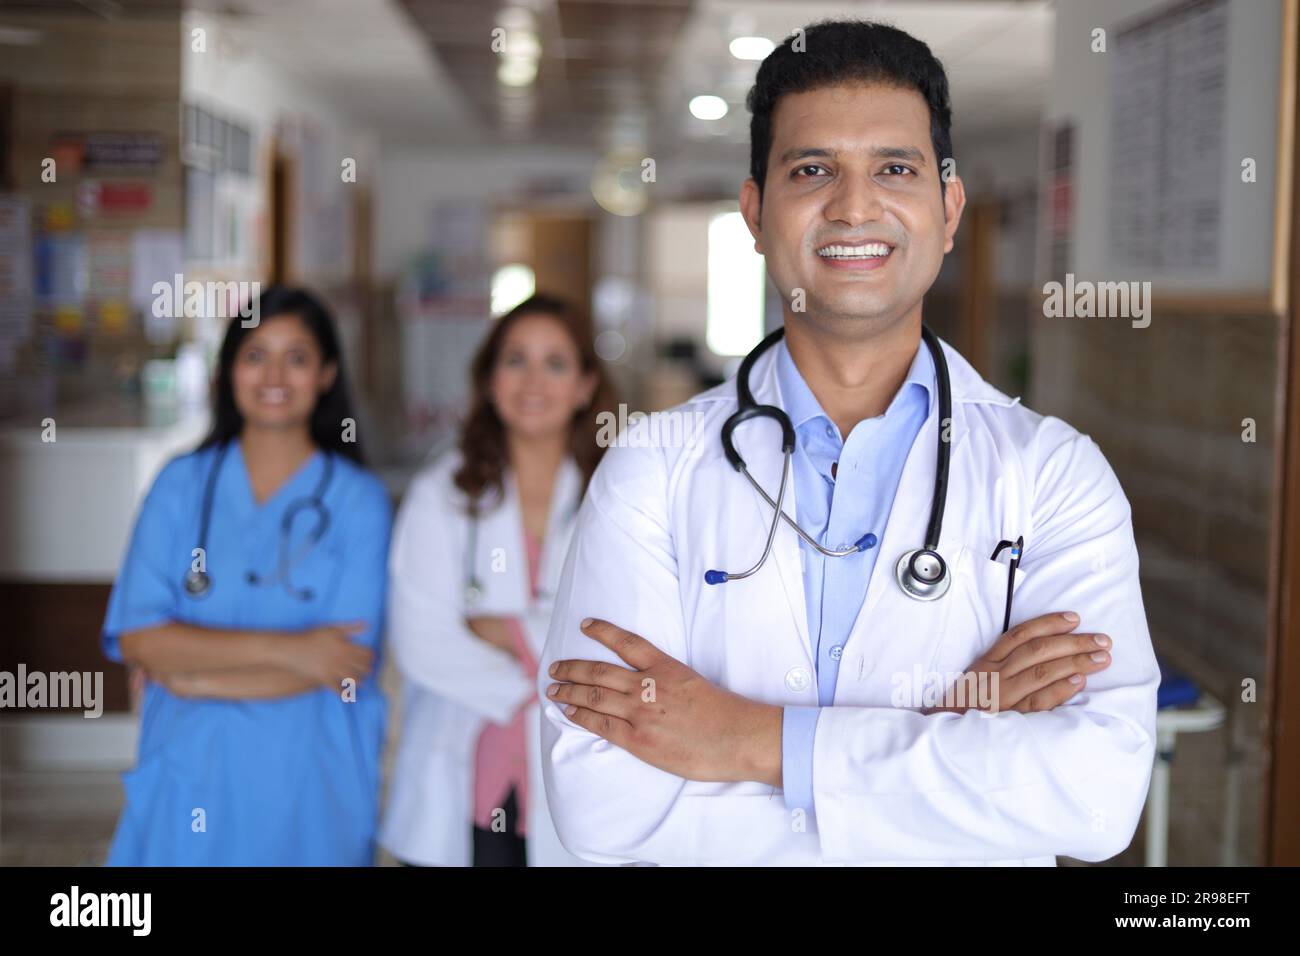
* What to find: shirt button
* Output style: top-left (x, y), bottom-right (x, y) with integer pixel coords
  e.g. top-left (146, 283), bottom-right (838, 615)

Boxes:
top-left (829, 645), bottom-right (843, 662)
top-left (784, 667), bottom-right (812, 692)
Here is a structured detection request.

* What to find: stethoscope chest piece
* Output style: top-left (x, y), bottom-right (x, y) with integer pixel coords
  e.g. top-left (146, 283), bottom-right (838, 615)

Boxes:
top-left (184, 569), bottom-right (212, 598)
top-left (895, 548), bottom-right (951, 602)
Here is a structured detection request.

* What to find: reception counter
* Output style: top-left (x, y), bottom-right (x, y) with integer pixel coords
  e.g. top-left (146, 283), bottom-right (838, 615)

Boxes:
top-left (0, 397), bottom-right (208, 743)
top-left (0, 398), bottom-right (209, 582)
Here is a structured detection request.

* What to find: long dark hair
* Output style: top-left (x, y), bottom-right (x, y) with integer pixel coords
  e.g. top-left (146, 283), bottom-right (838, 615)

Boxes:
top-left (453, 293), bottom-right (619, 510)
top-left (198, 285), bottom-right (366, 465)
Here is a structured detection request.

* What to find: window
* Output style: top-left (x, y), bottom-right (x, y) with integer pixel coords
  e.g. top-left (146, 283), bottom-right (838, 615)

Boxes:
top-left (706, 209), bottom-right (764, 356)
top-left (491, 263), bottom-right (535, 317)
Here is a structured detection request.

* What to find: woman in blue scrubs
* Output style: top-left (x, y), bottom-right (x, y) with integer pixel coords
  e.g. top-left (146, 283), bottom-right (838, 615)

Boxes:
top-left (102, 286), bottom-right (392, 866)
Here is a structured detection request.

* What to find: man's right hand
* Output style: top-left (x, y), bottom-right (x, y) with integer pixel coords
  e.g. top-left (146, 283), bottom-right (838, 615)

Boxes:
top-left (923, 611), bottom-right (1111, 716)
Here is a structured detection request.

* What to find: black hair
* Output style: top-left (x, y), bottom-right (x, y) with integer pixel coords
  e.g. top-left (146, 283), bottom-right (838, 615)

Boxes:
top-left (198, 285), bottom-right (366, 465)
top-left (746, 19), bottom-right (954, 201)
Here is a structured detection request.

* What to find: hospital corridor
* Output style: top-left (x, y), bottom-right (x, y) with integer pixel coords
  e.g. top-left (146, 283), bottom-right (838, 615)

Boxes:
top-left (0, 0), bottom-right (1297, 927)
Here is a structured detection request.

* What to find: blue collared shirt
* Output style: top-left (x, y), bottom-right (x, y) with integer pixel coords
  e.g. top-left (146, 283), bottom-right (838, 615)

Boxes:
top-left (775, 336), bottom-right (934, 821)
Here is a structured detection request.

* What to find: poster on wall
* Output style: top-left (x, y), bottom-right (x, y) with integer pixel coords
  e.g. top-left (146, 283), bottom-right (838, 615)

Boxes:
top-left (130, 228), bottom-right (184, 342)
top-left (85, 231), bottom-right (132, 334)
top-left (1108, 0), bottom-right (1227, 273)
top-left (399, 200), bottom-right (490, 311)
top-left (397, 200), bottom-right (492, 459)
top-left (1048, 122), bottom-right (1074, 279)
top-left (53, 132), bottom-right (164, 175)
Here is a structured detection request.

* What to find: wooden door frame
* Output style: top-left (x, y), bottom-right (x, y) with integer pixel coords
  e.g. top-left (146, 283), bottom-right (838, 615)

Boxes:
top-left (267, 137), bottom-right (296, 286)
top-left (1266, 0), bottom-right (1299, 866)
top-left (958, 197), bottom-right (997, 377)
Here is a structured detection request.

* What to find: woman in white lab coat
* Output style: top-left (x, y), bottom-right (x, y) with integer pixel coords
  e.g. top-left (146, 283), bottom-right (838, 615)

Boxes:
top-left (381, 293), bottom-right (619, 866)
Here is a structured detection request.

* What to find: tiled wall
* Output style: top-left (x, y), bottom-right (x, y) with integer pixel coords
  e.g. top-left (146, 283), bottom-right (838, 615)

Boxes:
top-left (1029, 307), bottom-right (1280, 864)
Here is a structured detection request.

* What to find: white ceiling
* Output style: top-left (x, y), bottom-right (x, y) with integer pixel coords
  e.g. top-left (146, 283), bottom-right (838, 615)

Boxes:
top-left (187, 0), bottom-right (477, 145)
top-left (665, 0), bottom-right (1054, 144)
top-left (185, 0), bottom-right (1053, 147)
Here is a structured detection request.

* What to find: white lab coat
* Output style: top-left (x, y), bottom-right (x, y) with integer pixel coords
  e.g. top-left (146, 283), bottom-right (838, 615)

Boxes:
top-left (538, 336), bottom-right (1159, 866)
top-left (381, 450), bottom-right (595, 866)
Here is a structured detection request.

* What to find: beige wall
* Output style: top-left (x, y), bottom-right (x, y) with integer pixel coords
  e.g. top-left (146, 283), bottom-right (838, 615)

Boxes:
top-left (1029, 0), bottom-right (1290, 865)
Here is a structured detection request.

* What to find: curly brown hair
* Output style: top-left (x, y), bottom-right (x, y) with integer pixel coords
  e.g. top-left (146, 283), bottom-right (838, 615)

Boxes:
top-left (453, 293), bottom-right (620, 512)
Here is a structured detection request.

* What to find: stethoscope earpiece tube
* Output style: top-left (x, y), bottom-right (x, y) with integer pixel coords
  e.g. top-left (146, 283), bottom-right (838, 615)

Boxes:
top-left (704, 449), bottom-right (794, 584)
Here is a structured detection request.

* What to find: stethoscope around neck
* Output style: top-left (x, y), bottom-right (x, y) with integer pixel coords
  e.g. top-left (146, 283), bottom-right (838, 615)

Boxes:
top-left (464, 502), bottom-right (486, 607)
top-left (704, 323), bottom-right (954, 602)
top-left (183, 441), bottom-right (335, 601)
top-left (462, 489), bottom-right (581, 607)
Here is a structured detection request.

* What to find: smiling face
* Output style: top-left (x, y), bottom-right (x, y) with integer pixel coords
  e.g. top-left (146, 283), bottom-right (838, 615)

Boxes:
top-left (741, 82), bottom-right (965, 337)
top-left (489, 312), bottom-right (597, 441)
top-left (230, 313), bottom-right (336, 433)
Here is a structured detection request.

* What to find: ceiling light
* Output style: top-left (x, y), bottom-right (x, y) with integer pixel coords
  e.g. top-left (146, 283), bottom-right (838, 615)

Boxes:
top-left (497, 6), bottom-right (536, 33)
top-left (504, 30), bottom-right (540, 59)
top-left (689, 95), bottom-right (728, 121)
top-left (729, 36), bottom-right (774, 60)
top-left (498, 57), bottom-right (538, 87)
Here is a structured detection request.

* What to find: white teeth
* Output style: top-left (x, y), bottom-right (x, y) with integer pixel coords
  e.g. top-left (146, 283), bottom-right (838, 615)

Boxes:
top-left (818, 242), bottom-right (891, 259)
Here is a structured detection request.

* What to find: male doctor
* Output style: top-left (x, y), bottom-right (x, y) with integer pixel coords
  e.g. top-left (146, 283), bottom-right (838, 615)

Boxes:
top-left (538, 19), bottom-right (1158, 865)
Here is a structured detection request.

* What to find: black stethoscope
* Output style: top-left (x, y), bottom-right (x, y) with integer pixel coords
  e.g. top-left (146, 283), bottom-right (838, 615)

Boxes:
top-left (183, 441), bottom-right (335, 601)
top-left (464, 504), bottom-right (486, 607)
top-left (705, 324), bottom-right (955, 602)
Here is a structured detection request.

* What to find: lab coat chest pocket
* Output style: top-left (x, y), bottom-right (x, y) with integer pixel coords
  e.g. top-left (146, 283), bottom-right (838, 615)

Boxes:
top-left (931, 547), bottom-right (1025, 676)
top-left (843, 565), bottom-right (956, 706)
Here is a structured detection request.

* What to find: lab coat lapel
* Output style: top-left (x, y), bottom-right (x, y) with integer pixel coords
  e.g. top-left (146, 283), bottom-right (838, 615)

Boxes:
top-left (490, 456), bottom-right (582, 608)
top-left (855, 338), bottom-right (972, 627)
top-left (538, 456), bottom-right (582, 600)
top-left (481, 472), bottom-right (530, 610)
top-left (739, 345), bottom-right (813, 660)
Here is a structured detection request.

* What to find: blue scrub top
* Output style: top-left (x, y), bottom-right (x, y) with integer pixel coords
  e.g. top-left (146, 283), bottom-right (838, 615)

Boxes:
top-left (102, 440), bottom-right (392, 866)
